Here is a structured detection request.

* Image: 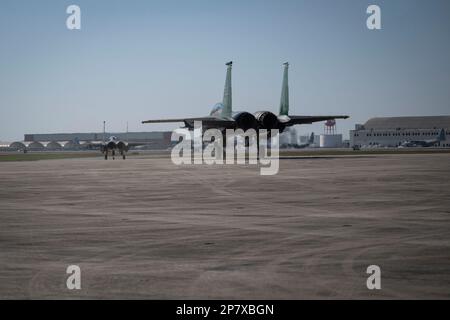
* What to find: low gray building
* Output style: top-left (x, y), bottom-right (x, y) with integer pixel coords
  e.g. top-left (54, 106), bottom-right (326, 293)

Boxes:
top-left (9, 131), bottom-right (172, 150)
top-left (350, 116), bottom-right (450, 148)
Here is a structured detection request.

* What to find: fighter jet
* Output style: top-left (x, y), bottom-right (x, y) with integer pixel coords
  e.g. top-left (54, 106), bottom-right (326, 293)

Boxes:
top-left (88, 122), bottom-right (144, 160)
top-left (296, 132), bottom-right (315, 149)
top-left (399, 129), bottom-right (446, 148)
top-left (281, 132), bottom-right (315, 149)
top-left (142, 61), bottom-right (349, 136)
top-left (100, 135), bottom-right (129, 160)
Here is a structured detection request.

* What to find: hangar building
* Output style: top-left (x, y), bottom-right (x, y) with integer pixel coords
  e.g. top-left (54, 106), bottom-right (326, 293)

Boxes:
top-left (8, 131), bottom-right (172, 151)
top-left (350, 116), bottom-right (450, 148)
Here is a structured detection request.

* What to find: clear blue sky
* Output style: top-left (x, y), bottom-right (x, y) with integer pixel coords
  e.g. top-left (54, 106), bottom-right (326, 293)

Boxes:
top-left (1, 0), bottom-right (449, 140)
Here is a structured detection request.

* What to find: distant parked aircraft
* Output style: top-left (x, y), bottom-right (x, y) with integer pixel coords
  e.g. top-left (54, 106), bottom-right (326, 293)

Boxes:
top-left (297, 132), bottom-right (315, 149)
top-left (281, 132), bottom-right (315, 149)
top-left (399, 129), bottom-right (446, 148)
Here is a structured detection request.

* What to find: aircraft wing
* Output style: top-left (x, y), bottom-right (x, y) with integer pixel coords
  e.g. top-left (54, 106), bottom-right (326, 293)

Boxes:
top-left (142, 116), bottom-right (236, 129)
top-left (84, 141), bottom-right (105, 147)
top-left (142, 117), bottom-right (211, 124)
top-left (279, 115), bottom-right (349, 126)
top-left (124, 142), bottom-right (143, 147)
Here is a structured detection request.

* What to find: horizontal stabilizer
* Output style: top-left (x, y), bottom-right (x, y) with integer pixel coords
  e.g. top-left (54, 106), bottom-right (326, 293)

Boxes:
top-left (142, 116), bottom-right (236, 129)
top-left (141, 117), bottom-right (214, 124)
top-left (278, 115), bottom-right (349, 126)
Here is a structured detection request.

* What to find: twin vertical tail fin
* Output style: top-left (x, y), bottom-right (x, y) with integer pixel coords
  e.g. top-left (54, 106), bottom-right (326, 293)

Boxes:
top-left (221, 61), bottom-right (290, 118)
top-left (103, 121), bottom-right (106, 143)
top-left (279, 62), bottom-right (289, 116)
top-left (221, 61), bottom-right (233, 118)
top-left (309, 132), bottom-right (315, 144)
top-left (438, 129), bottom-right (446, 141)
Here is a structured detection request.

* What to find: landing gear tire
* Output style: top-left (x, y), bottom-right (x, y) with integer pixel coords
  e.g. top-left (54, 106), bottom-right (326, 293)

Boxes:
top-left (104, 154), bottom-right (108, 160)
top-left (122, 154), bottom-right (126, 160)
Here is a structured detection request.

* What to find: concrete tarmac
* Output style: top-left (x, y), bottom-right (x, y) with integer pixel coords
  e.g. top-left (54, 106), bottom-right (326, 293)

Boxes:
top-left (0, 153), bottom-right (449, 299)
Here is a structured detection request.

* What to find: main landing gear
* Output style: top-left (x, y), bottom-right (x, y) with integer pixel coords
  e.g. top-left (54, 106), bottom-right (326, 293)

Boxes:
top-left (104, 149), bottom-right (126, 160)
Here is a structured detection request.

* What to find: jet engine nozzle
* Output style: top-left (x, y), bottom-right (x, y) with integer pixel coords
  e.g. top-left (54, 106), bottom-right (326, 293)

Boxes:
top-left (254, 111), bottom-right (280, 130)
top-left (232, 112), bottom-right (258, 131)
top-left (117, 141), bottom-right (127, 150)
top-left (106, 141), bottom-right (117, 149)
